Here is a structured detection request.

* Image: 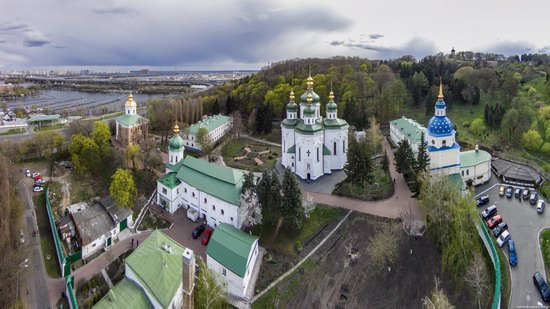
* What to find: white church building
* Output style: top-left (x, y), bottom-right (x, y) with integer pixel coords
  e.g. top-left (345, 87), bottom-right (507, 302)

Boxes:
top-left (156, 124), bottom-right (244, 229)
top-left (390, 83), bottom-right (492, 186)
top-left (281, 75), bottom-right (349, 181)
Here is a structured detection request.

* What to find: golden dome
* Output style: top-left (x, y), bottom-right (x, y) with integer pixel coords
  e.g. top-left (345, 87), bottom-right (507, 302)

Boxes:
top-left (289, 90), bottom-right (295, 102)
top-left (307, 93), bottom-right (313, 105)
top-left (173, 123), bottom-right (180, 134)
top-left (438, 79), bottom-right (444, 100)
top-left (328, 90), bottom-right (334, 102)
top-left (125, 93), bottom-right (137, 107)
top-left (306, 75), bottom-right (314, 90)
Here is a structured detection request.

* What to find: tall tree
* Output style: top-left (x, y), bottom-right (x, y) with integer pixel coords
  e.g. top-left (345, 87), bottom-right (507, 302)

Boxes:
top-left (381, 150), bottom-right (390, 173)
top-left (91, 121), bottom-right (111, 155)
top-left (239, 189), bottom-right (262, 231)
top-left (241, 172), bottom-right (255, 194)
top-left (415, 132), bottom-right (430, 173)
top-left (194, 258), bottom-right (228, 309)
top-left (196, 127), bottom-right (213, 160)
top-left (281, 168), bottom-right (303, 230)
top-left (256, 171), bottom-right (271, 217)
top-left (109, 168), bottom-right (138, 209)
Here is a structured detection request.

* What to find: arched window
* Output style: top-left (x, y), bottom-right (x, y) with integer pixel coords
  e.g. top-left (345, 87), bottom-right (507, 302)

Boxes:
top-left (442, 140), bottom-right (447, 147)
top-left (298, 147), bottom-right (301, 161)
top-left (333, 142), bottom-right (337, 155)
top-left (432, 140), bottom-right (435, 145)
top-left (316, 148), bottom-right (319, 162)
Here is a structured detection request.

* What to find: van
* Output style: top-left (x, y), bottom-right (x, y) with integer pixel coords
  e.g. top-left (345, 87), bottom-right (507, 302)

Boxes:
top-left (476, 195), bottom-right (490, 207)
top-left (187, 208), bottom-right (199, 222)
top-left (481, 205), bottom-right (497, 220)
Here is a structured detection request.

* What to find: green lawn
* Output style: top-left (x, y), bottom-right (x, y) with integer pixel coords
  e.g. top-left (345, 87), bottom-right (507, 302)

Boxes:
top-left (138, 209), bottom-right (172, 230)
top-left (0, 128), bottom-right (26, 136)
top-left (332, 165), bottom-right (394, 201)
top-left (540, 229), bottom-right (550, 280)
top-left (33, 193), bottom-right (62, 278)
top-left (34, 123), bottom-right (65, 132)
top-left (222, 138), bottom-right (281, 172)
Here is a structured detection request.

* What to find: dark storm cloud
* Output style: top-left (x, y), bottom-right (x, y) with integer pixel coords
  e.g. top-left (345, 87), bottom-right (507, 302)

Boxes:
top-left (23, 38), bottom-right (49, 47)
top-left (330, 36), bottom-right (437, 59)
top-left (0, 22), bottom-right (29, 32)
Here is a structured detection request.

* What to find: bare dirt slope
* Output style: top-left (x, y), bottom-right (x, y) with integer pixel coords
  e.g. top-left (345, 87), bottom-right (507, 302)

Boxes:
top-left (281, 213), bottom-right (477, 309)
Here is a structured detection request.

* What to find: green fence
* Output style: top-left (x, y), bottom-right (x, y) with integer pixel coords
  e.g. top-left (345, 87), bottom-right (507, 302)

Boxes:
top-left (480, 220), bottom-right (501, 309)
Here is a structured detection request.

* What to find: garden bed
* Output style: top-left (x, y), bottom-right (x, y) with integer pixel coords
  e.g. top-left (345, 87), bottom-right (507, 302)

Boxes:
top-left (222, 138), bottom-right (280, 172)
top-left (332, 165), bottom-right (394, 201)
top-left (76, 273), bottom-right (109, 308)
top-left (138, 208), bottom-right (172, 231)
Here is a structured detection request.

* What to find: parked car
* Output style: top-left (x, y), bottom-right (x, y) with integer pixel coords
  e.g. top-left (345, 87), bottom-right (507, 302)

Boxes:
top-left (32, 172), bottom-right (39, 178)
top-left (499, 185), bottom-right (506, 197)
top-left (492, 222), bottom-right (508, 237)
top-left (487, 215), bottom-right (503, 229)
top-left (506, 186), bottom-right (514, 198)
top-left (33, 175), bottom-right (43, 181)
top-left (531, 192), bottom-right (539, 205)
top-left (201, 229), bottom-right (213, 245)
top-left (19, 229), bottom-right (24, 244)
top-left (481, 205), bottom-right (498, 220)
top-left (476, 195), bottom-right (490, 207)
top-left (496, 230), bottom-right (511, 247)
top-left (33, 186), bottom-right (43, 192)
top-left (514, 188), bottom-right (521, 198)
top-left (533, 271), bottom-right (550, 302)
top-left (523, 188), bottom-right (531, 200)
top-left (192, 224), bottom-right (205, 239)
top-left (25, 170), bottom-right (31, 177)
top-left (537, 200), bottom-right (546, 214)
top-left (508, 240), bottom-right (517, 266)
top-left (35, 179), bottom-right (46, 186)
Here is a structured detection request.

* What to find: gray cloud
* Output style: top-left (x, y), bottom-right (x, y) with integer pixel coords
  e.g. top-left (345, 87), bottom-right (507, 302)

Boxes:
top-left (22, 31), bottom-right (50, 47)
top-left (475, 40), bottom-right (535, 56)
top-left (92, 6), bottom-right (138, 15)
top-left (329, 36), bottom-right (437, 59)
top-left (0, 39), bottom-right (6, 44)
top-left (0, 22), bottom-right (29, 32)
top-left (369, 34), bottom-right (383, 40)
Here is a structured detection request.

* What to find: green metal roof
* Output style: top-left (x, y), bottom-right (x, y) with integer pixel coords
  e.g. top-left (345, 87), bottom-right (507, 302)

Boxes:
top-left (323, 118), bottom-right (348, 129)
top-left (323, 145), bottom-right (331, 155)
top-left (460, 149), bottom-right (491, 168)
top-left (28, 114), bottom-right (61, 122)
top-left (286, 102), bottom-right (298, 112)
top-left (93, 278), bottom-right (153, 309)
top-left (448, 173), bottom-right (465, 190)
top-left (158, 172), bottom-right (181, 189)
top-left (326, 102), bottom-right (337, 112)
top-left (175, 156), bottom-right (244, 205)
top-left (287, 145), bottom-right (295, 154)
top-left (189, 114), bottom-right (231, 134)
top-left (299, 89), bottom-right (320, 103)
top-left (295, 119), bottom-right (324, 134)
top-left (281, 118), bottom-right (298, 128)
top-left (125, 230), bottom-right (185, 309)
top-left (116, 114), bottom-right (149, 127)
top-left (303, 106), bottom-right (316, 116)
top-left (165, 160), bottom-right (184, 173)
top-left (169, 134), bottom-right (185, 152)
top-left (206, 223), bottom-right (258, 277)
top-left (391, 117), bottom-right (424, 143)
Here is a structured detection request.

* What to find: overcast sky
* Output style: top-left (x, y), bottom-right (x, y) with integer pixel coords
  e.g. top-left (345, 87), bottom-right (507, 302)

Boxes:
top-left (1, 0), bottom-right (549, 70)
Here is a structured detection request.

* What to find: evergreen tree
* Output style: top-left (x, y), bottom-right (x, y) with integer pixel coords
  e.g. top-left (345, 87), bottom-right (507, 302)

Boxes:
top-left (211, 98), bottom-right (220, 115)
top-left (395, 139), bottom-right (415, 175)
top-left (242, 172), bottom-right (255, 194)
top-left (269, 170), bottom-right (282, 220)
top-left (343, 136), bottom-right (372, 185)
top-left (281, 168), bottom-right (303, 230)
top-left (256, 170), bottom-right (271, 219)
top-left (415, 131), bottom-right (430, 173)
top-left (381, 149), bottom-right (390, 173)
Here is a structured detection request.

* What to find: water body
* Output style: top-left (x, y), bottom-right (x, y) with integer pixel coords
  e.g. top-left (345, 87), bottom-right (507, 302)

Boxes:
top-left (6, 90), bottom-right (174, 116)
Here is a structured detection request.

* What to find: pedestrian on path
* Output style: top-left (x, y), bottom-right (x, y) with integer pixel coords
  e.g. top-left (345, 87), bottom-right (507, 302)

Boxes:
top-left (131, 238), bottom-right (134, 247)
top-left (136, 240), bottom-right (139, 247)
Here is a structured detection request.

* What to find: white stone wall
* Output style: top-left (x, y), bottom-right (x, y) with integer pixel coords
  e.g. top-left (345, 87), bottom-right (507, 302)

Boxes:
top-left (461, 160), bottom-right (491, 186)
top-left (82, 235), bottom-right (105, 259)
top-left (295, 131), bottom-right (324, 180)
top-left (281, 127), bottom-right (295, 171)
top-left (324, 129), bottom-right (348, 170)
top-left (182, 119), bottom-right (232, 151)
top-left (207, 255), bottom-right (244, 298)
top-left (156, 183), bottom-right (182, 213)
top-left (242, 240), bottom-right (259, 297)
top-left (428, 148), bottom-right (461, 176)
top-left (168, 148), bottom-right (184, 165)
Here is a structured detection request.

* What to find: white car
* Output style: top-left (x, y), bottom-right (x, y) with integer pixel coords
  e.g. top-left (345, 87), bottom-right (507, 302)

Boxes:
top-left (497, 230), bottom-right (511, 247)
top-left (25, 170), bottom-right (31, 177)
top-left (537, 200), bottom-right (546, 214)
top-left (33, 186), bottom-right (43, 192)
top-left (19, 230), bottom-right (25, 243)
top-left (32, 172), bottom-right (40, 178)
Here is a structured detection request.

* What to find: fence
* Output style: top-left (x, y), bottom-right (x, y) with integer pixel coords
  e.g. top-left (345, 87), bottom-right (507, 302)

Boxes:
top-left (479, 220), bottom-right (502, 309)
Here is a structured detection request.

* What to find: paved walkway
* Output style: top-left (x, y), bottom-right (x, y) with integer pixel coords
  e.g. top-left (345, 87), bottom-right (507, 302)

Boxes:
top-left (240, 134), bottom-right (281, 147)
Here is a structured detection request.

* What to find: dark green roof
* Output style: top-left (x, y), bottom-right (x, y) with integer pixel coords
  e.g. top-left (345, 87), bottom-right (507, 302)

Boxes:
top-left (125, 230), bottom-right (185, 309)
top-left (323, 118), bottom-right (348, 129)
top-left (169, 135), bottom-right (185, 152)
top-left (281, 118), bottom-right (298, 128)
top-left (189, 114), bottom-right (231, 134)
top-left (448, 173), bottom-right (465, 190)
top-left (158, 172), bottom-right (181, 189)
top-left (286, 102), bottom-right (298, 112)
top-left (295, 119), bottom-right (324, 134)
top-left (323, 145), bottom-right (331, 155)
top-left (165, 160), bottom-right (184, 173)
top-left (206, 223), bottom-right (258, 277)
top-left (93, 278), bottom-right (153, 309)
top-left (116, 114), bottom-right (148, 127)
top-left (300, 89), bottom-right (320, 103)
top-left (175, 156), bottom-right (244, 205)
top-left (460, 150), bottom-right (491, 167)
top-left (390, 117), bottom-right (424, 144)
top-left (287, 145), bottom-right (295, 154)
top-left (326, 102), bottom-right (337, 112)
top-left (303, 106), bottom-right (316, 116)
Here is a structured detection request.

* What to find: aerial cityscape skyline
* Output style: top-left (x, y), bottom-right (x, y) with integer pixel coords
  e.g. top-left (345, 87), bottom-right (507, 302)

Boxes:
top-left (1, 0), bottom-right (549, 70)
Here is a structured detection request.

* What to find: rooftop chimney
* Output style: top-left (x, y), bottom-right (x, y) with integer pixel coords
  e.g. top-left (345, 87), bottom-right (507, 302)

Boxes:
top-left (181, 248), bottom-right (196, 308)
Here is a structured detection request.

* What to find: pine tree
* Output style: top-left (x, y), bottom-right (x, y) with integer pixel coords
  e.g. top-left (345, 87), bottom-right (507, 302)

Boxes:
top-left (269, 170), bottom-right (282, 219)
top-left (415, 131), bottom-right (430, 173)
top-left (256, 170), bottom-right (271, 220)
top-left (281, 168), bottom-right (303, 230)
top-left (242, 172), bottom-right (255, 194)
top-left (211, 99), bottom-right (220, 115)
top-left (381, 149), bottom-right (390, 173)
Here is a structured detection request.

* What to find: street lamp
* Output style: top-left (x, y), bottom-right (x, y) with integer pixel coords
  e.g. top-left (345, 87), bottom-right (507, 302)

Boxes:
top-left (17, 258), bottom-right (29, 298)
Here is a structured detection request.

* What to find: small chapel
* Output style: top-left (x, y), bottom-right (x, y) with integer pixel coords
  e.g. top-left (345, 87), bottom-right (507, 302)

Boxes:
top-left (115, 94), bottom-right (149, 147)
top-left (281, 74), bottom-right (349, 181)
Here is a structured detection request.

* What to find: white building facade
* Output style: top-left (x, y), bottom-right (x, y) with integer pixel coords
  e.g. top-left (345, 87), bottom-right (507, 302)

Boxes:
top-left (182, 114), bottom-right (232, 151)
top-left (281, 75), bottom-right (349, 181)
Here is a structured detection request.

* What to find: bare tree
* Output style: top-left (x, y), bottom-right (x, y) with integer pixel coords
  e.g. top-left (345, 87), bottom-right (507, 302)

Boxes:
top-left (239, 189), bottom-right (262, 231)
top-left (230, 111), bottom-right (244, 139)
top-left (366, 223), bottom-right (401, 274)
top-left (399, 203), bottom-right (424, 238)
top-left (422, 277), bottom-right (455, 309)
top-left (464, 253), bottom-right (489, 309)
top-left (194, 258), bottom-right (228, 309)
top-left (302, 192), bottom-right (316, 219)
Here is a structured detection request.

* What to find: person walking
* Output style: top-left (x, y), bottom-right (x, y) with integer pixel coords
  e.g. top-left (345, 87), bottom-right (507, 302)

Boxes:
top-left (131, 238), bottom-right (134, 247)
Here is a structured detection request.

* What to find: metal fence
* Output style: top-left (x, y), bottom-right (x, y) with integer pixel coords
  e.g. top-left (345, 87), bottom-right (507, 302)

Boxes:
top-left (480, 220), bottom-right (502, 309)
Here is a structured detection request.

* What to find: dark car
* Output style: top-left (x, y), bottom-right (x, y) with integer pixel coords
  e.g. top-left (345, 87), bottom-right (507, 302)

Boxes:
top-left (531, 192), bottom-right (539, 205)
top-left (201, 229), bottom-right (213, 245)
top-left (492, 222), bottom-right (508, 237)
top-left (487, 215), bottom-right (502, 229)
top-left (533, 271), bottom-right (550, 302)
top-left (514, 188), bottom-right (521, 198)
top-left (522, 188), bottom-right (531, 200)
top-left (481, 205), bottom-right (498, 220)
top-left (506, 186), bottom-right (514, 198)
top-left (192, 224), bottom-right (205, 239)
top-left (476, 195), bottom-right (490, 207)
top-left (508, 240), bottom-right (517, 266)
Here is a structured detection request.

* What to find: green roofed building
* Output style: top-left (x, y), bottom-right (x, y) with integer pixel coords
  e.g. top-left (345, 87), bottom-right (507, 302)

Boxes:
top-left (94, 230), bottom-right (196, 309)
top-left (115, 94), bottom-right (149, 147)
top-left (389, 116), bottom-right (426, 153)
top-left (157, 136), bottom-right (245, 228)
top-left (206, 223), bottom-right (260, 299)
top-left (182, 114), bottom-right (232, 151)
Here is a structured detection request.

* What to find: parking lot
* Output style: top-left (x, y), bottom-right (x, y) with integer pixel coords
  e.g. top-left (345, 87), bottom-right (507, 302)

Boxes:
top-left (476, 177), bottom-right (549, 307)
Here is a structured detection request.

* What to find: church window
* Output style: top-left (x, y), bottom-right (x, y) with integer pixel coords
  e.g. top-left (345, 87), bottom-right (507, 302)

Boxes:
top-left (213, 205), bottom-right (216, 211)
top-left (316, 148), bottom-right (319, 162)
top-left (432, 140), bottom-right (435, 145)
top-left (284, 141), bottom-right (285, 151)
top-left (230, 217), bottom-right (233, 222)
top-left (442, 140), bottom-right (447, 147)
top-left (185, 188), bottom-right (187, 193)
top-left (298, 148), bottom-right (301, 161)
top-left (343, 140), bottom-right (346, 153)
top-left (162, 188), bottom-right (167, 194)
top-left (466, 170), bottom-right (469, 176)
top-left (221, 209), bottom-right (224, 215)
top-left (175, 156), bottom-right (178, 162)
top-left (461, 171), bottom-right (464, 176)
top-left (177, 188), bottom-right (179, 194)
top-left (333, 142), bottom-right (337, 155)
top-left (204, 198), bottom-right (207, 203)
top-left (192, 192), bottom-right (195, 198)
top-left (170, 155), bottom-right (173, 162)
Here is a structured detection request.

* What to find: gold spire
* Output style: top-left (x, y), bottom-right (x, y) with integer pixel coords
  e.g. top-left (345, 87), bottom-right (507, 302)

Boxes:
top-left (307, 93), bottom-right (313, 105)
top-left (306, 74), bottom-right (314, 90)
top-left (173, 122), bottom-right (180, 134)
top-left (438, 78), bottom-right (444, 100)
top-left (328, 83), bottom-right (334, 102)
top-left (124, 93), bottom-right (137, 107)
top-left (289, 90), bottom-right (295, 103)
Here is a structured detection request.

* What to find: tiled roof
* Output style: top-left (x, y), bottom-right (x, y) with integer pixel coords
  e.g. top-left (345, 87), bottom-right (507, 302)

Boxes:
top-left (206, 223), bottom-right (258, 277)
top-left (125, 230), bottom-right (185, 309)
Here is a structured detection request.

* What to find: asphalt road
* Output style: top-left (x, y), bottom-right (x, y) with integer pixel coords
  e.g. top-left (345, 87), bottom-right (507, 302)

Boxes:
top-left (18, 179), bottom-right (51, 309)
top-left (475, 177), bottom-right (550, 308)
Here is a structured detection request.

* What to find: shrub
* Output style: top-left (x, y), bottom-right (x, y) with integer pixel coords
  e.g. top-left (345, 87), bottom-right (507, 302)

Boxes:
top-left (272, 152), bottom-right (278, 156)
top-left (268, 155), bottom-right (273, 160)
top-left (295, 240), bottom-right (303, 253)
top-left (462, 121), bottom-right (470, 128)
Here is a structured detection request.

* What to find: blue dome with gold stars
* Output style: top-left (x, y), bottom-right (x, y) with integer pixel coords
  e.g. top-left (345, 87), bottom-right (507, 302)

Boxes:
top-left (427, 82), bottom-right (454, 137)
